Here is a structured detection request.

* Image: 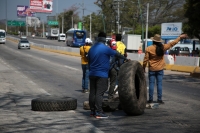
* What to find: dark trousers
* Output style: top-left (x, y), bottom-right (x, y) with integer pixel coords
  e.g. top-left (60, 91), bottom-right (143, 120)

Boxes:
top-left (89, 76), bottom-right (108, 113)
top-left (108, 68), bottom-right (118, 99)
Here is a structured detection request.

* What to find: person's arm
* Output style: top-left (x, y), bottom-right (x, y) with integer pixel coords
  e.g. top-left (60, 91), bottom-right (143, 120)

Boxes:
top-left (143, 49), bottom-right (149, 72)
top-left (124, 48), bottom-right (127, 57)
top-left (115, 51), bottom-right (127, 60)
top-left (164, 34), bottom-right (188, 50)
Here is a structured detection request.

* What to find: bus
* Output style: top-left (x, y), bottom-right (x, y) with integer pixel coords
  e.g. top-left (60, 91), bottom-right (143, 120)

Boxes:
top-left (66, 28), bottom-right (86, 47)
top-left (0, 29), bottom-right (6, 44)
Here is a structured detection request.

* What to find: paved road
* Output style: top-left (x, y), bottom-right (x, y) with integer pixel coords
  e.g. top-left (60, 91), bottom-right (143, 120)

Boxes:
top-left (0, 40), bottom-right (199, 133)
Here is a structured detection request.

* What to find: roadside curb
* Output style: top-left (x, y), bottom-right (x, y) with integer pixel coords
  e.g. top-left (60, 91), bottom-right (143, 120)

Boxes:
top-left (190, 67), bottom-right (200, 78)
top-left (171, 65), bottom-right (196, 73)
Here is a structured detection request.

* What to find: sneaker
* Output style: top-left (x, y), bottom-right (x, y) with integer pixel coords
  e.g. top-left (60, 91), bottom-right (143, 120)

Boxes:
top-left (95, 112), bottom-right (109, 119)
top-left (147, 100), bottom-right (153, 104)
top-left (90, 111), bottom-right (96, 117)
top-left (84, 89), bottom-right (89, 93)
top-left (157, 100), bottom-right (164, 104)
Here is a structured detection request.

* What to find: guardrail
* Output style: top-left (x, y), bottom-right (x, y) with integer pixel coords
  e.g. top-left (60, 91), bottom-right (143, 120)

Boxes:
top-left (6, 36), bottom-right (200, 78)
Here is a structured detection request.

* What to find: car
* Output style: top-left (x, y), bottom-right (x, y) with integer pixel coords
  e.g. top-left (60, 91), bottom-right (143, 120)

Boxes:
top-left (169, 46), bottom-right (190, 56)
top-left (18, 39), bottom-right (30, 49)
top-left (58, 33), bottom-right (66, 42)
top-left (20, 36), bottom-right (27, 40)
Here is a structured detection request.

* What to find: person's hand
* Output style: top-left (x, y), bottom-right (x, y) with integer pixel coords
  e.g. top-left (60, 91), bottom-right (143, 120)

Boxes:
top-left (179, 34), bottom-right (188, 39)
top-left (124, 59), bottom-right (130, 62)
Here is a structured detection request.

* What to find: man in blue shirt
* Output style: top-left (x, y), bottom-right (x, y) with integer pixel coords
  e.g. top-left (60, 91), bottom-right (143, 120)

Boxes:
top-left (88, 32), bottom-right (127, 119)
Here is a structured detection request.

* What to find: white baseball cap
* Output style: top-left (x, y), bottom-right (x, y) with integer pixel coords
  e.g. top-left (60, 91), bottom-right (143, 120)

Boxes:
top-left (85, 38), bottom-right (92, 43)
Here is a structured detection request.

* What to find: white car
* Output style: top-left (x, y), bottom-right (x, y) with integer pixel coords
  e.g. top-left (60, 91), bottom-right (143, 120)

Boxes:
top-left (18, 39), bottom-right (30, 49)
top-left (58, 33), bottom-right (66, 42)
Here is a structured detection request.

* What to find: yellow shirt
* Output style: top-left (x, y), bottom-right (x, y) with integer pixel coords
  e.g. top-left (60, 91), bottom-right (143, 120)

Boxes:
top-left (80, 45), bottom-right (91, 64)
top-left (143, 37), bottom-right (181, 71)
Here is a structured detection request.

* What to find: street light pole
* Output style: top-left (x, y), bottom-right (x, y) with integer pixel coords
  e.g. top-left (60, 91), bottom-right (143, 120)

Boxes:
top-left (145, 3), bottom-right (149, 49)
top-left (5, 0), bottom-right (7, 32)
top-left (90, 13), bottom-right (92, 39)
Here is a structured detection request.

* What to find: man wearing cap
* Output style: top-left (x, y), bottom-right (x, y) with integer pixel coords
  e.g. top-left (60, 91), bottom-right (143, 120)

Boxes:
top-left (143, 33), bottom-right (188, 104)
top-left (80, 38), bottom-right (92, 93)
top-left (88, 32), bottom-right (128, 119)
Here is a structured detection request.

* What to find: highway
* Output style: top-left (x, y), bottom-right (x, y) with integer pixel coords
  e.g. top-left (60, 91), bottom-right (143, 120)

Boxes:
top-left (0, 38), bottom-right (199, 133)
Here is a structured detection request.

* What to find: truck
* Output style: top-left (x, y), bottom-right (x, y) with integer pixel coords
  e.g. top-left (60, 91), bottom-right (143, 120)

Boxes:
top-left (47, 28), bottom-right (59, 40)
top-left (122, 34), bottom-right (142, 52)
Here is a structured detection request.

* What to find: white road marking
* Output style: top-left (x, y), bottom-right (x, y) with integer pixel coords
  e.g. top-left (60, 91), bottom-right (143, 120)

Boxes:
top-left (39, 58), bottom-right (50, 62)
top-left (38, 88), bottom-right (51, 95)
top-left (64, 65), bottom-right (79, 71)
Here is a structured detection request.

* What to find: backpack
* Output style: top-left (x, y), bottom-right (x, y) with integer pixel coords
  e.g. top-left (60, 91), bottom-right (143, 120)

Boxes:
top-left (116, 41), bottom-right (126, 55)
top-left (83, 46), bottom-right (88, 59)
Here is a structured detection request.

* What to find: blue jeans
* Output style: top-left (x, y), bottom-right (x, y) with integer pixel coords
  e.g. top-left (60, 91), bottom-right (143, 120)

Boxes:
top-left (148, 70), bottom-right (164, 101)
top-left (82, 64), bottom-right (89, 90)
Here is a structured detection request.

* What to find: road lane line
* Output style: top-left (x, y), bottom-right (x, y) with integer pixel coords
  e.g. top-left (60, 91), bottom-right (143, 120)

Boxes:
top-left (64, 65), bottom-right (79, 71)
top-left (38, 88), bottom-right (51, 95)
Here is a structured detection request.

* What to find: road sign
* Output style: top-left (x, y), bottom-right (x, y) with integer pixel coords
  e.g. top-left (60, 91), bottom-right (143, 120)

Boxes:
top-left (7, 20), bottom-right (26, 26)
top-left (48, 21), bottom-right (58, 25)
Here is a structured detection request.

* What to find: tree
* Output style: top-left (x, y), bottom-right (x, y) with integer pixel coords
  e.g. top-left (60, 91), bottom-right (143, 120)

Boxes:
top-left (58, 5), bottom-right (80, 33)
top-left (183, 0), bottom-right (200, 40)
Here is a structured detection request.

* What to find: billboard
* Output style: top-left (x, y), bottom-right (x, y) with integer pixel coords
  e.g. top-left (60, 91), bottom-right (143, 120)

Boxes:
top-left (30, 0), bottom-right (53, 13)
top-left (26, 17), bottom-right (41, 27)
top-left (17, 5), bottom-right (35, 17)
top-left (161, 22), bottom-right (182, 39)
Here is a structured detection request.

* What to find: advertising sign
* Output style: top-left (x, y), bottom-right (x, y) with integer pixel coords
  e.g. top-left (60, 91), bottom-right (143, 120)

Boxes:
top-left (30, 0), bottom-right (53, 13)
top-left (78, 22), bottom-right (82, 30)
top-left (161, 22), bottom-right (182, 39)
top-left (17, 5), bottom-right (35, 17)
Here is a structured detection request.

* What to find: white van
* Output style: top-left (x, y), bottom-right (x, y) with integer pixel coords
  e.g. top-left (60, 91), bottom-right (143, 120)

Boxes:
top-left (58, 33), bottom-right (66, 42)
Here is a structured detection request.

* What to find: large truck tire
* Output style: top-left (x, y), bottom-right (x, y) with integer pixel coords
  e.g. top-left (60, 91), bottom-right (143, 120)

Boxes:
top-left (31, 97), bottom-right (77, 111)
top-left (118, 60), bottom-right (147, 115)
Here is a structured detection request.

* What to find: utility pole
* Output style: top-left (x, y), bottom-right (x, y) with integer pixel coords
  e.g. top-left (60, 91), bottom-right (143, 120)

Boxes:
top-left (90, 13), bottom-right (92, 39)
top-left (117, 0), bottom-right (120, 33)
top-left (138, 0), bottom-right (144, 52)
top-left (145, 3), bottom-right (149, 49)
top-left (42, 20), bottom-right (45, 38)
top-left (26, 16), bottom-right (28, 36)
top-left (72, 15), bottom-right (74, 28)
top-left (79, 0), bottom-right (85, 30)
top-left (5, 0), bottom-right (7, 32)
top-left (62, 15), bottom-right (64, 33)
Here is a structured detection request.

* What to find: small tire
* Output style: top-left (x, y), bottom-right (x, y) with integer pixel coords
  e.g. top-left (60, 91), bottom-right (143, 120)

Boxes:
top-left (31, 97), bottom-right (77, 111)
top-left (118, 60), bottom-right (147, 115)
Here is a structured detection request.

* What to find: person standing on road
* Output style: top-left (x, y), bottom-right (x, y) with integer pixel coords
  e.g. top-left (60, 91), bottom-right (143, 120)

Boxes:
top-left (88, 32), bottom-right (128, 119)
top-left (108, 41), bottom-right (119, 99)
top-left (143, 33), bottom-right (188, 104)
top-left (80, 38), bottom-right (92, 93)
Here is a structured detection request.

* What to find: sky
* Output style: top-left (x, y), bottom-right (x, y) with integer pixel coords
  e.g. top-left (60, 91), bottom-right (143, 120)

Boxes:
top-left (0, 0), bottom-right (100, 22)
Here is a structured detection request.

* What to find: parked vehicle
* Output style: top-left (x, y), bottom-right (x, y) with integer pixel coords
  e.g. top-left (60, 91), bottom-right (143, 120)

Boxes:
top-left (58, 33), bottom-right (66, 42)
top-left (169, 46), bottom-right (190, 56)
top-left (47, 28), bottom-right (59, 40)
top-left (66, 28), bottom-right (86, 47)
top-left (0, 29), bottom-right (6, 44)
top-left (18, 39), bottom-right (30, 49)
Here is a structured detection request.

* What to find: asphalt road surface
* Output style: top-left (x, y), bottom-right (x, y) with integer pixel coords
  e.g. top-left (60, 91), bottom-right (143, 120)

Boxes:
top-left (0, 39), bottom-right (199, 133)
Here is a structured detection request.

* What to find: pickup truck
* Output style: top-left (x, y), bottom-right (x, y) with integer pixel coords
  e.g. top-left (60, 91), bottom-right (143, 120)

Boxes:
top-left (169, 46), bottom-right (190, 56)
